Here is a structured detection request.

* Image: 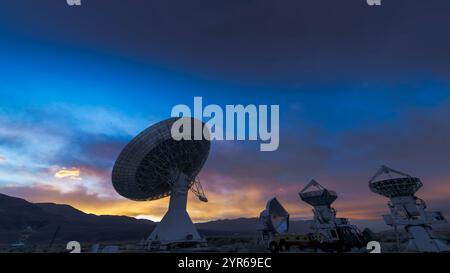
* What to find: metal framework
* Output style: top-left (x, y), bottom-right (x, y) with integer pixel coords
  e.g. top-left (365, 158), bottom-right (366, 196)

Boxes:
top-left (190, 176), bottom-right (208, 202)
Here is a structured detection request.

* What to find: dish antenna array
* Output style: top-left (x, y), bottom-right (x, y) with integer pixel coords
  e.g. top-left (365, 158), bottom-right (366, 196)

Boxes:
top-left (299, 180), bottom-right (366, 249)
top-left (112, 117), bottom-right (210, 250)
top-left (256, 198), bottom-right (290, 246)
top-left (369, 165), bottom-right (449, 252)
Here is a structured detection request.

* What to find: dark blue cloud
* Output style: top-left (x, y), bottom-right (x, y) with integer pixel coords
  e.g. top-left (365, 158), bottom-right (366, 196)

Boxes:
top-left (1, 0), bottom-right (449, 87)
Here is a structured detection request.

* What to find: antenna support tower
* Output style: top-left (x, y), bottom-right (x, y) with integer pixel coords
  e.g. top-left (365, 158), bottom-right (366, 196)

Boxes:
top-left (299, 180), bottom-right (366, 250)
top-left (369, 165), bottom-right (449, 252)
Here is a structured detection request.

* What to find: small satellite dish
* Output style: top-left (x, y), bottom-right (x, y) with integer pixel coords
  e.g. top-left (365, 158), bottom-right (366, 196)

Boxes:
top-left (299, 179), bottom-right (338, 207)
top-left (260, 198), bottom-right (289, 234)
top-left (112, 117), bottom-right (210, 248)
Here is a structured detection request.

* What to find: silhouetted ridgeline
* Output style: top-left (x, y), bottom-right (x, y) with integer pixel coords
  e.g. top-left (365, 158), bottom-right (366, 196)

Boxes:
top-left (2, 193), bottom-right (449, 247)
top-left (0, 193), bottom-right (154, 244)
top-left (0, 193), bottom-right (313, 245)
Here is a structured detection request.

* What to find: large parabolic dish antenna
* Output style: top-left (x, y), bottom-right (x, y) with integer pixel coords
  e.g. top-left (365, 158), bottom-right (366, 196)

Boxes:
top-left (112, 117), bottom-right (210, 248)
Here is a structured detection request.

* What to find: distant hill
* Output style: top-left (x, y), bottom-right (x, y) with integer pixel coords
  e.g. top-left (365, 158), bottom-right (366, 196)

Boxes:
top-left (197, 218), bottom-right (259, 235)
top-left (0, 193), bottom-right (317, 245)
top-left (6, 192), bottom-right (446, 248)
top-left (0, 193), bottom-right (262, 245)
top-left (0, 193), bottom-right (155, 245)
top-left (192, 217), bottom-right (314, 237)
top-left (0, 193), bottom-right (56, 232)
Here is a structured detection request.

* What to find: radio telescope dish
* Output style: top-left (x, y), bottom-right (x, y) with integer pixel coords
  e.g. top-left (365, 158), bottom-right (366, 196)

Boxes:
top-left (369, 165), bottom-right (449, 252)
top-left (257, 198), bottom-right (289, 248)
top-left (369, 165), bottom-right (422, 198)
top-left (299, 179), bottom-right (338, 207)
top-left (112, 117), bottom-right (210, 248)
top-left (260, 198), bottom-right (289, 234)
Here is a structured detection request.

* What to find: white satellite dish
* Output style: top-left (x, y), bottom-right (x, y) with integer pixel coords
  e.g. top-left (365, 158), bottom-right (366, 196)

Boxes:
top-left (257, 197), bottom-right (290, 248)
top-left (112, 117), bottom-right (210, 249)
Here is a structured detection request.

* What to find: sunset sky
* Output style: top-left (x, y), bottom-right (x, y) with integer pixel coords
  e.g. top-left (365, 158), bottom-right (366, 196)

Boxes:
top-left (1, 0), bottom-right (450, 224)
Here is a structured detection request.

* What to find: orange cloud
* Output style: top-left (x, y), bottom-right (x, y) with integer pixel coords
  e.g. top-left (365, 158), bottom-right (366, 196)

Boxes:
top-left (54, 168), bottom-right (81, 180)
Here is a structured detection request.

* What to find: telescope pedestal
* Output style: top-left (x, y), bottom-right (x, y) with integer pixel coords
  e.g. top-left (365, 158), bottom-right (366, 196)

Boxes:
top-left (147, 174), bottom-right (204, 249)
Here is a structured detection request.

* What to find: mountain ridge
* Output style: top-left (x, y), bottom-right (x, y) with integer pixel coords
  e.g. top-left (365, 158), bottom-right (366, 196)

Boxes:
top-left (0, 192), bottom-right (397, 246)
